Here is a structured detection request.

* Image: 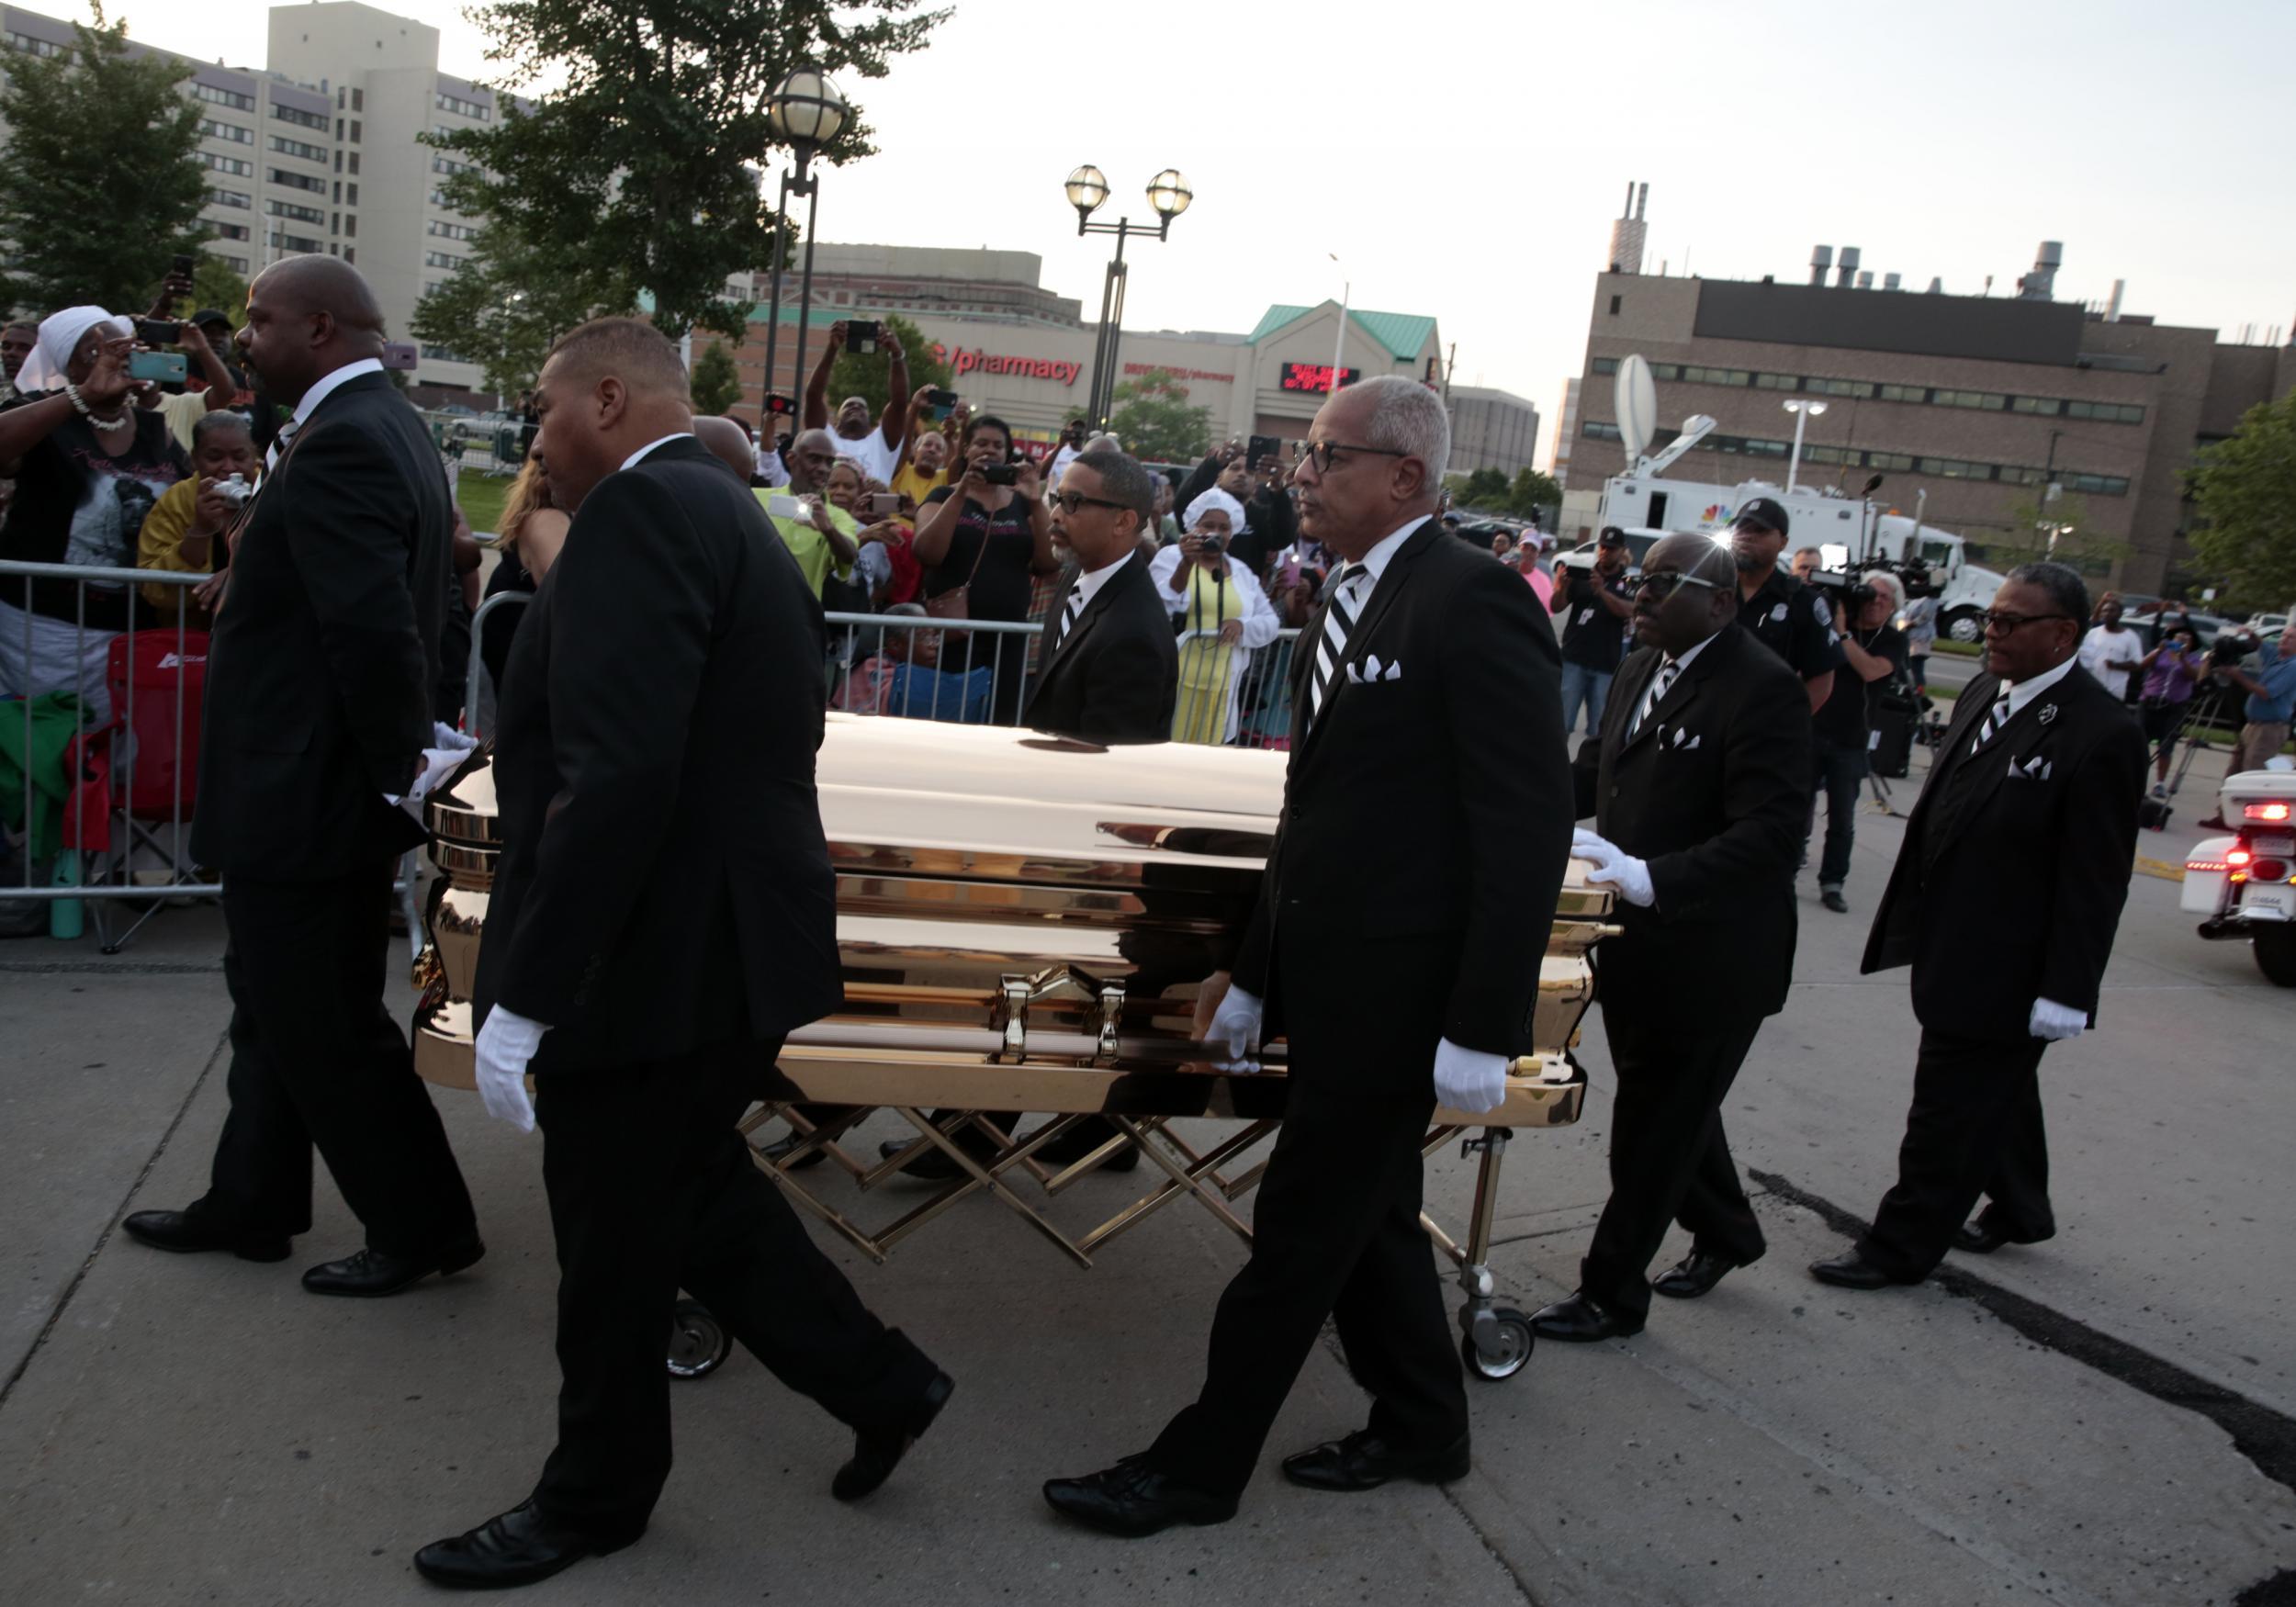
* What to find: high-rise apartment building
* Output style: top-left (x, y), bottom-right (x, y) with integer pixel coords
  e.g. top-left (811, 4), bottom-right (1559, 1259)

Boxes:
top-left (1, 1), bottom-right (500, 397)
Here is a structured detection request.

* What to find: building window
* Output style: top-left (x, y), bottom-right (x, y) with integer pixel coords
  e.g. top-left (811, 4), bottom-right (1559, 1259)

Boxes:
top-left (1590, 356), bottom-right (1619, 376)
top-left (2062, 471), bottom-right (2131, 495)
top-left (343, 215), bottom-right (355, 238)
top-left (432, 154), bottom-right (480, 178)
top-left (331, 211), bottom-right (340, 233)
top-left (266, 198), bottom-right (326, 223)
top-left (1932, 389), bottom-right (2007, 411)
top-left (2065, 400), bottom-right (2144, 423)
top-left (343, 247), bottom-right (355, 264)
top-left (1918, 456), bottom-right (1994, 479)
top-left (1581, 420), bottom-right (1623, 442)
top-left (424, 249), bottom-right (467, 271)
top-left (427, 219), bottom-right (479, 242)
top-left (212, 222), bottom-right (250, 242)
top-left (1806, 376), bottom-right (1875, 399)
top-left (269, 167), bottom-right (328, 194)
top-left (194, 82), bottom-right (256, 111)
top-left (346, 183), bottom-right (358, 205)
top-left (272, 100), bottom-right (329, 130)
top-left (421, 343), bottom-right (465, 363)
top-left (1753, 372), bottom-right (1798, 391)
top-left (219, 253), bottom-right (248, 272)
top-left (349, 118), bottom-right (361, 142)
top-left (1678, 365), bottom-right (1751, 388)
top-left (2009, 395), bottom-right (2062, 416)
top-left (336, 86), bottom-right (345, 109)
top-left (334, 151), bottom-right (343, 172)
top-left (269, 134), bottom-right (328, 163)
top-left (348, 153), bottom-right (359, 174)
top-left (1608, 295), bottom-right (1621, 316)
top-left (200, 152), bottom-right (254, 177)
top-left (335, 118), bottom-right (344, 140)
top-left (207, 186), bottom-right (252, 209)
top-left (200, 118), bottom-right (253, 144)
top-left (6, 29), bottom-right (68, 58)
top-left (352, 87), bottom-right (363, 112)
top-left (435, 89), bottom-right (491, 120)
top-left (1863, 451), bottom-right (1914, 472)
top-left (277, 232), bottom-right (324, 253)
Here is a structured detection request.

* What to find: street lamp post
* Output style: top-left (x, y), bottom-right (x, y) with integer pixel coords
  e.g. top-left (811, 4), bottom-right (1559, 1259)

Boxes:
top-left (1329, 252), bottom-right (1349, 392)
top-left (1065, 165), bottom-right (1192, 430)
top-left (1781, 398), bottom-right (1829, 493)
top-left (763, 65), bottom-right (850, 421)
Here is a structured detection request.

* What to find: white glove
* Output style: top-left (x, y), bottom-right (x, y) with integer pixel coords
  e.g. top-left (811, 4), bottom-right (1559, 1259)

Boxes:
top-left (1572, 827), bottom-right (1655, 908)
top-left (2028, 997), bottom-right (2087, 1042)
top-left (1433, 1037), bottom-right (1509, 1115)
top-left (432, 721), bottom-right (478, 753)
top-left (388, 737), bottom-right (477, 821)
top-left (474, 1005), bottom-right (546, 1131)
top-left (1206, 983), bottom-right (1265, 1073)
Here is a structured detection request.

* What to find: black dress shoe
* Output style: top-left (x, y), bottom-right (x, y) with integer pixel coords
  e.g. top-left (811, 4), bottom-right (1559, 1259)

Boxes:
top-left (760, 1131), bottom-right (829, 1171)
top-left (413, 1500), bottom-right (640, 1590)
top-left (301, 1235), bottom-right (484, 1298)
top-left (1808, 1248), bottom-right (1898, 1290)
top-left (833, 1370), bottom-right (954, 1502)
top-left (1652, 1250), bottom-right (1738, 1300)
top-left (1042, 1459), bottom-right (1236, 1537)
top-left (1280, 1429), bottom-right (1470, 1492)
top-left (1952, 1220), bottom-right (2050, 1254)
top-left (120, 1208), bottom-right (289, 1264)
top-left (1529, 1290), bottom-right (1644, 1342)
top-left (1820, 887), bottom-right (1850, 913)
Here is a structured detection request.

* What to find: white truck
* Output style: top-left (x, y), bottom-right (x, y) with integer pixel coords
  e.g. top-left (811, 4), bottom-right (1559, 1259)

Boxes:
top-left (1592, 356), bottom-right (2008, 639)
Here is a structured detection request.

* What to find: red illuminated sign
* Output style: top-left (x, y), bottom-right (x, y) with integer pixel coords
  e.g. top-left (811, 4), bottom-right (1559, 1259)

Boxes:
top-left (1280, 363), bottom-right (1361, 394)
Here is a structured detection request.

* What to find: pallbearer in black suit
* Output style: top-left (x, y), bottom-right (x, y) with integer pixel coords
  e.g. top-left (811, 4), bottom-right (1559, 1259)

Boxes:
top-left (1812, 563), bottom-right (2144, 1291)
top-left (1025, 444), bottom-right (1179, 745)
top-left (123, 257), bottom-right (479, 1295)
top-left (1043, 376), bottom-right (1573, 1537)
top-left (415, 320), bottom-right (949, 1592)
top-left (1531, 534), bottom-right (1812, 1343)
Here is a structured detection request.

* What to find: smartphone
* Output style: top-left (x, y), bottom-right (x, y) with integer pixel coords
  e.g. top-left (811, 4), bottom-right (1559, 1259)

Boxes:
top-left (868, 492), bottom-right (901, 516)
top-left (980, 462), bottom-right (1019, 487)
top-left (169, 253), bottom-right (196, 280)
top-left (1248, 434), bottom-right (1280, 468)
top-left (129, 351), bottom-right (188, 383)
top-left (765, 494), bottom-right (805, 519)
top-left (845, 319), bottom-right (881, 354)
top-left (380, 340), bottom-right (419, 370)
top-left (135, 318), bottom-right (181, 347)
top-left (923, 386), bottom-right (957, 421)
top-left (764, 392), bottom-right (795, 418)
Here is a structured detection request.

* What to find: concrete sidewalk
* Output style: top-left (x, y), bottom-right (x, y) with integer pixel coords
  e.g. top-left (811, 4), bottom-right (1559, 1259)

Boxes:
top-left (3, 754), bottom-right (2293, 1603)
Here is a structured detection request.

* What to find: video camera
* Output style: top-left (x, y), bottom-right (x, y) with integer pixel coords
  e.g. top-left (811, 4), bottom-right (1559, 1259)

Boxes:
top-left (1806, 565), bottom-right (1883, 612)
top-left (1556, 545), bottom-right (1599, 575)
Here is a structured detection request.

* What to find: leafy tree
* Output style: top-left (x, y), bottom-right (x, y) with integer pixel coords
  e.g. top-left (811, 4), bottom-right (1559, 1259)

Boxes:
top-left (688, 338), bottom-right (744, 415)
top-left (2189, 393), bottom-right (2296, 610)
top-left (822, 311), bottom-right (947, 423)
top-left (1506, 467), bottom-right (1564, 523)
top-left (1447, 467), bottom-right (1510, 510)
top-left (0, 5), bottom-right (208, 317)
top-left (411, 232), bottom-right (596, 397)
top-left (180, 255), bottom-right (248, 327)
top-left (1108, 370), bottom-right (1212, 462)
top-left (422, 0), bottom-right (948, 354)
top-left (1995, 489), bottom-right (2113, 571)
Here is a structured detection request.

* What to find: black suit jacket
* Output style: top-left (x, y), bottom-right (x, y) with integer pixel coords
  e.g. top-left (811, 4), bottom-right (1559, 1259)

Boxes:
top-left (1023, 552), bottom-right (1178, 744)
top-left (1571, 625), bottom-right (1812, 1019)
top-left (1232, 518), bottom-right (1573, 1089)
top-left (1863, 661), bottom-right (2144, 1044)
top-left (473, 437), bottom-right (845, 1073)
top-left (192, 370), bottom-right (444, 880)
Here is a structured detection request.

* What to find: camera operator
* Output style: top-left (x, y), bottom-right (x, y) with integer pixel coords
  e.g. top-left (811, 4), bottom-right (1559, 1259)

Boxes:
top-left (1806, 571), bottom-right (1908, 913)
top-left (1731, 497), bottom-right (1840, 713)
top-left (2135, 626), bottom-right (2206, 797)
top-left (1790, 546), bottom-right (1823, 583)
top-left (1558, 527), bottom-right (1635, 736)
top-left (2200, 621), bottom-right (2296, 808)
top-left (1173, 438), bottom-right (1292, 579)
top-left (762, 431), bottom-right (862, 601)
top-left (1896, 569), bottom-right (1939, 694)
top-left (803, 319), bottom-right (909, 485)
top-left (913, 413), bottom-right (1060, 724)
top-left (2077, 594), bottom-right (2145, 702)
top-left (1153, 487), bottom-right (1278, 745)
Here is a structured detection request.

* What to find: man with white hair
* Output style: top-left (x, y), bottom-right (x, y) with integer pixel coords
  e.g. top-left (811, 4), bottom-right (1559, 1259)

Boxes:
top-left (1806, 569), bottom-right (1909, 913)
top-left (1044, 375), bottom-right (1572, 1534)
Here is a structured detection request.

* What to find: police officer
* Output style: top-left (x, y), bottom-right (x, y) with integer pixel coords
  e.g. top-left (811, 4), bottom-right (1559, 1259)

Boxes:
top-left (1730, 496), bottom-right (1840, 713)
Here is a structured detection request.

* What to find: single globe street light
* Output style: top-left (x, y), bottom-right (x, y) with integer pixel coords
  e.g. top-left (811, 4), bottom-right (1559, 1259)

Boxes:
top-left (1146, 168), bottom-right (1193, 219)
top-left (1065, 164), bottom-right (1109, 218)
top-left (766, 63), bottom-right (850, 163)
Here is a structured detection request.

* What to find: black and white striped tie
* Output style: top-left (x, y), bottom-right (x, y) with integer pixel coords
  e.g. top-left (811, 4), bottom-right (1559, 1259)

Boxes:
top-left (1052, 584), bottom-right (1084, 656)
top-left (1629, 658), bottom-right (1679, 739)
top-left (1970, 693), bottom-right (2014, 755)
top-left (1309, 563), bottom-right (1373, 722)
top-left (264, 415), bottom-right (300, 473)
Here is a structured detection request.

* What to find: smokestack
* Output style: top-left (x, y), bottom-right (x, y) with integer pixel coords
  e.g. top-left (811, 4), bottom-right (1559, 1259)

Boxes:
top-left (1856, 270), bottom-right (1874, 290)
top-left (1927, 276), bottom-right (1943, 294)
top-left (1606, 180), bottom-right (1649, 276)
top-left (1809, 244), bottom-right (1833, 287)
top-left (2017, 241), bottom-right (2063, 300)
top-left (1636, 182), bottom-right (1648, 221)
top-left (1883, 272), bottom-right (1901, 291)
top-left (1836, 245), bottom-right (1861, 288)
top-left (2105, 278), bottom-right (2124, 321)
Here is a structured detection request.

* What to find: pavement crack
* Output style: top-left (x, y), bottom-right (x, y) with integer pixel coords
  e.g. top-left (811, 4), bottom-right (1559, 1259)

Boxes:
top-left (0, 1025), bottom-right (229, 1411)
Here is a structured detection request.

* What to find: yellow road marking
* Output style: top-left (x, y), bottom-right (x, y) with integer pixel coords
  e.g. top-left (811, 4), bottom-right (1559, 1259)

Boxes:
top-left (2134, 857), bottom-right (2186, 882)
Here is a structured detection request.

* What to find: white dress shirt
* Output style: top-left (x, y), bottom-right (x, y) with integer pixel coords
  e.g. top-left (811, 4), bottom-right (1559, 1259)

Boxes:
top-left (1344, 513), bottom-right (1434, 609)
top-left (1998, 653), bottom-right (2078, 722)
top-left (1069, 547), bottom-right (1135, 615)
top-left (290, 356), bottom-right (384, 427)
top-left (621, 432), bottom-right (694, 470)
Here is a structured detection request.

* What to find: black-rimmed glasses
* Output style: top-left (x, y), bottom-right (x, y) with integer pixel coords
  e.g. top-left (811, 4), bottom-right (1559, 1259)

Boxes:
top-left (1977, 610), bottom-right (2074, 635)
top-left (1046, 490), bottom-right (1129, 515)
top-left (1623, 570), bottom-right (1725, 602)
top-left (1291, 439), bottom-right (1409, 475)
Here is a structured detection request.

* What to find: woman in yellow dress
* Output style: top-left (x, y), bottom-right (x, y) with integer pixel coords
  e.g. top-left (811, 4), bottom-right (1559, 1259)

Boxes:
top-left (1152, 488), bottom-right (1279, 745)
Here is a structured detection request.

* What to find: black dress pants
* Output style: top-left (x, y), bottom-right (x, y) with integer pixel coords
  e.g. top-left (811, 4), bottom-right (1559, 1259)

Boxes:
top-left (1859, 1028), bottom-right (2054, 1280)
top-left (533, 1039), bottom-right (938, 1535)
top-left (1581, 1007), bottom-right (1769, 1320)
top-left (1145, 1081), bottom-right (1467, 1500)
top-left (197, 863), bottom-right (475, 1258)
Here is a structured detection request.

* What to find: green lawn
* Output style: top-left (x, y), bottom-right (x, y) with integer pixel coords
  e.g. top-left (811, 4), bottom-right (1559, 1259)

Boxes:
top-left (456, 468), bottom-right (512, 540)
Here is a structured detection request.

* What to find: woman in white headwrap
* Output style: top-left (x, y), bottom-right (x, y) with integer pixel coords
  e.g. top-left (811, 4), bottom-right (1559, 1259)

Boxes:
top-left (1150, 486), bottom-right (1278, 744)
top-left (0, 307), bottom-right (193, 726)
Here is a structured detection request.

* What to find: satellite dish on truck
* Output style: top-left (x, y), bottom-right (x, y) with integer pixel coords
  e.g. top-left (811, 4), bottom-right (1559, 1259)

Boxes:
top-left (1615, 354), bottom-right (1657, 464)
top-left (1644, 415), bottom-right (1716, 478)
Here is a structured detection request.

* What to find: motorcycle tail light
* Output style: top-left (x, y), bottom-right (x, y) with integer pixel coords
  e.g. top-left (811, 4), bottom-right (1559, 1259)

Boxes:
top-left (2242, 801), bottom-right (2293, 823)
top-left (2226, 848), bottom-right (2252, 865)
top-left (2249, 858), bottom-right (2290, 882)
top-left (2187, 859), bottom-right (2229, 873)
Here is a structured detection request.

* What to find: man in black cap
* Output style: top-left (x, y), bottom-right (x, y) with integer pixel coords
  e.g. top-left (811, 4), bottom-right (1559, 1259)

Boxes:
top-left (1730, 497), bottom-right (1840, 713)
top-left (1558, 527), bottom-right (1636, 736)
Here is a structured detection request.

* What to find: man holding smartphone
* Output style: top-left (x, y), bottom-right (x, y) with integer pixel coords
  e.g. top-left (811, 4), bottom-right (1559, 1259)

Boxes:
top-left (804, 318), bottom-right (909, 485)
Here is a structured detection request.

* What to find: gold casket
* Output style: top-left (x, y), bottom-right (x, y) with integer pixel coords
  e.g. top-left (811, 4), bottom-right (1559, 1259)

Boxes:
top-left (412, 715), bottom-right (1614, 1379)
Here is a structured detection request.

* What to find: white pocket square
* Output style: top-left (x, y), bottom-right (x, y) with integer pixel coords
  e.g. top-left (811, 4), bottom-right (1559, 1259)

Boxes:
top-left (1669, 730), bottom-right (1701, 750)
top-left (1362, 654), bottom-right (1383, 680)
top-left (1383, 660), bottom-right (1402, 680)
top-left (2008, 755), bottom-right (2053, 781)
top-left (1345, 661), bottom-right (1364, 685)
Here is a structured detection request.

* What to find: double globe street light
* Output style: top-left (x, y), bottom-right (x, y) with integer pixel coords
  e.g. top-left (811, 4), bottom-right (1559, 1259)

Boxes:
top-left (762, 64), bottom-right (851, 416)
top-left (1064, 164), bottom-right (1192, 431)
top-left (1781, 397), bottom-right (1828, 493)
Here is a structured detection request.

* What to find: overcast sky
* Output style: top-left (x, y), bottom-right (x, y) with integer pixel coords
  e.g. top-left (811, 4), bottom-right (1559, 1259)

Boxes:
top-left (120, 0), bottom-right (2296, 469)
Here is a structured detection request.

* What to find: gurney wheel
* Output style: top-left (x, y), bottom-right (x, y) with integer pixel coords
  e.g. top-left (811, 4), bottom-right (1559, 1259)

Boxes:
top-left (1462, 1309), bottom-right (1533, 1382)
top-left (667, 1298), bottom-right (731, 1380)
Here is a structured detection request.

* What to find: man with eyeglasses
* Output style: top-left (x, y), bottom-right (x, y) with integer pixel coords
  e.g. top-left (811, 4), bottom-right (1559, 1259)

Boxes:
top-left (1024, 444), bottom-right (1178, 745)
top-left (1730, 497), bottom-right (1841, 714)
top-left (1530, 534), bottom-right (1812, 1342)
top-left (1813, 562), bottom-right (2144, 1292)
top-left (1043, 375), bottom-right (1570, 1536)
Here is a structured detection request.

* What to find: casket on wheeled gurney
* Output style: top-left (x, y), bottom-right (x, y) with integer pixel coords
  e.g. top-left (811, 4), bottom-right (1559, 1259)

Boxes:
top-left (411, 714), bottom-right (1616, 1381)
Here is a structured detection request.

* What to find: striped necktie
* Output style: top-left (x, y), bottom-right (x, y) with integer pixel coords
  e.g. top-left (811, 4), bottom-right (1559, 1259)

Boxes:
top-left (1629, 657), bottom-right (1679, 739)
top-left (1051, 584), bottom-right (1084, 656)
top-left (1970, 692), bottom-right (2014, 755)
top-left (264, 415), bottom-right (300, 473)
top-left (1309, 563), bottom-right (1373, 722)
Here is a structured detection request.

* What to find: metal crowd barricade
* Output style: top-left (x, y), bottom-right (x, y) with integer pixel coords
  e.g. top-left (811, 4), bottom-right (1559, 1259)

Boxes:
top-left (2, 559), bottom-right (215, 950)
